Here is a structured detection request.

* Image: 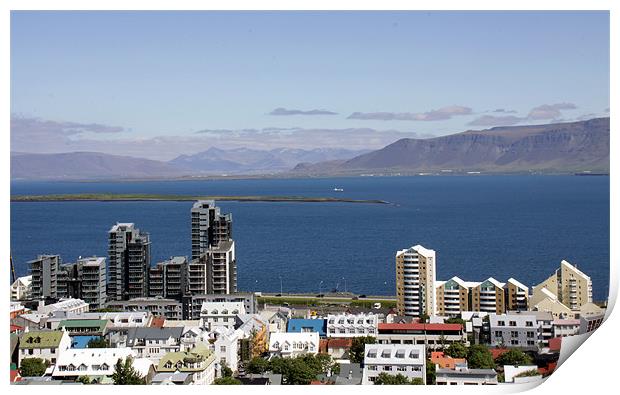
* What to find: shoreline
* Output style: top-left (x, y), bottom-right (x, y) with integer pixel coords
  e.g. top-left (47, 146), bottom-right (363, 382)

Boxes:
top-left (10, 193), bottom-right (390, 204)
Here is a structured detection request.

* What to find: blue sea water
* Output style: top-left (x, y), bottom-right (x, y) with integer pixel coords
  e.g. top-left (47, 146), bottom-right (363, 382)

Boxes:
top-left (10, 176), bottom-right (610, 301)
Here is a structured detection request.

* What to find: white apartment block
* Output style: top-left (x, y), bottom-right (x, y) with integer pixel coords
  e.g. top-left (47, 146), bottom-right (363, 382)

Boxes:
top-left (396, 245), bottom-right (436, 317)
top-left (435, 367), bottom-right (498, 385)
top-left (268, 332), bottom-right (319, 358)
top-left (362, 344), bottom-right (425, 385)
top-left (200, 301), bottom-right (245, 331)
top-left (553, 319), bottom-right (581, 337)
top-left (326, 313), bottom-right (378, 337)
top-left (489, 311), bottom-right (554, 349)
top-left (37, 298), bottom-right (89, 315)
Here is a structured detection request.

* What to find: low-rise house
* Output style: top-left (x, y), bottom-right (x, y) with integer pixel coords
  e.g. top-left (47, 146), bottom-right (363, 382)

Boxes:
top-left (333, 362), bottom-right (363, 385)
top-left (18, 329), bottom-right (71, 366)
top-left (258, 310), bottom-right (288, 333)
top-left (377, 322), bottom-right (467, 349)
top-left (287, 318), bottom-right (326, 337)
top-left (269, 332), bottom-right (319, 358)
top-left (430, 351), bottom-right (466, 369)
top-left (37, 299), bottom-right (89, 315)
top-left (236, 314), bottom-right (269, 361)
top-left (182, 292), bottom-right (258, 320)
top-left (553, 319), bottom-right (580, 337)
top-left (435, 366), bottom-right (498, 385)
top-left (107, 297), bottom-right (183, 320)
top-left (489, 311), bottom-right (554, 349)
top-left (10, 301), bottom-right (28, 320)
top-left (155, 344), bottom-right (216, 385)
top-left (52, 348), bottom-right (134, 380)
top-left (124, 327), bottom-right (184, 362)
top-left (361, 344), bottom-right (425, 385)
top-left (325, 338), bottom-right (353, 360)
top-left (503, 365), bottom-right (542, 384)
top-left (11, 276), bottom-right (32, 301)
top-left (200, 301), bottom-right (245, 330)
top-left (58, 319), bottom-right (110, 336)
top-left (209, 326), bottom-right (240, 373)
top-left (326, 313), bottom-right (377, 338)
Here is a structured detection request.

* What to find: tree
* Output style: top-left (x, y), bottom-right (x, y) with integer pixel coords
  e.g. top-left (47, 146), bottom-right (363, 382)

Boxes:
top-left (213, 376), bottom-right (241, 385)
top-left (221, 362), bottom-right (233, 377)
top-left (495, 349), bottom-right (533, 367)
top-left (419, 313), bottom-right (430, 323)
top-left (467, 345), bottom-right (495, 369)
top-left (426, 359), bottom-right (436, 385)
top-left (76, 375), bottom-right (92, 384)
top-left (87, 337), bottom-right (109, 348)
top-left (111, 357), bottom-right (145, 385)
top-left (349, 336), bottom-right (376, 363)
top-left (246, 356), bottom-right (270, 374)
top-left (444, 342), bottom-right (468, 359)
top-left (411, 377), bottom-right (424, 385)
top-left (374, 373), bottom-right (414, 385)
top-left (445, 317), bottom-right (466, 326)
top-left (19, 358), bottom-right (49, 377)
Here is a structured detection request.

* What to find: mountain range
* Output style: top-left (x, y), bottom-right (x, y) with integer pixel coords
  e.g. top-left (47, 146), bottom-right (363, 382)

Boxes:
top-left (292, 118), bottom-right (610, 175)
top-left (10, 118), bottom-right (610, 180)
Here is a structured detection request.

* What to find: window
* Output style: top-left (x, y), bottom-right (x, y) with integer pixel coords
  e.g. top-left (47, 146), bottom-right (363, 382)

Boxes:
top-left (497, 321), bottom-right (505, 326)
top-left (397, 366), bottom-right (407, 371)
top-left (368, 365), bottom-right (377, 371)
top-left (510, 340), bottom-right (519, 345)
top-left (494, 331), bottom-right (502, 337)
top-left (383, 365), bottom-right (392, 371)
top-left (511, 331), bottom-right (519, 337)
top-left (220, 346), bottom-right (226, 352)
top-left (525, 321), bottom-right (533, 327)
top-left (509, 321), bottom-right (517, 327)
top-left (526, 331), bottom-right (535, 338)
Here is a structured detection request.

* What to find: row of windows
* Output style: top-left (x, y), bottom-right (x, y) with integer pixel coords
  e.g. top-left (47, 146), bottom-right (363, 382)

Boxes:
top-left (328, 327), bottom-right (375, 334)
top-left (367, 365), bottom-right (422, 372)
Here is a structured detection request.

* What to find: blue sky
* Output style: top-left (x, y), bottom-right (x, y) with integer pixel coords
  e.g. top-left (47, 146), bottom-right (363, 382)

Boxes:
top-left (10, 11), bottom-right (610, 159)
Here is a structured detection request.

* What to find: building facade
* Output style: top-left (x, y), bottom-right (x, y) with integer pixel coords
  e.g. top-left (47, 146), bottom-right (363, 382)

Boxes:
top-left (190, 200), bottom-right (233, 260)
top-left (56, 257), bottom-right (107, 310)
top-left (10, 275), bottom-right (32, 301)
top-left (361, 344), bottom-right (426, 385)
top-left (29, 255), bottom-right (61, 300)
top-left (268, 332), bottom-right (319, 358)
top-left (532, 260), bottom-right (593, 311)
top-left (326, 313), bottom-right (378, 338)
top-left (396, 245), bottom-right (436, 317)
top-left (470, 278), bottom-right (506, 314)
top-left (108, 223), bottom-right (151, 301)
top-left (148, 256), bottom-right (188, 300)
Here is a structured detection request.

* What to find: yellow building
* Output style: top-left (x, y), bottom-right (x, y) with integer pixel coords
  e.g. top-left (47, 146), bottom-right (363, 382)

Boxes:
top-left (396, 245), bottom-right (436, 317)
top-left (504, 278), bottom-right (529, 311)
top-left (470, 278), bottom-right (506, 314)
top-left (532, 260), bottom-right (592, 311)
top-left (435, 277), bottom-right (470, 317)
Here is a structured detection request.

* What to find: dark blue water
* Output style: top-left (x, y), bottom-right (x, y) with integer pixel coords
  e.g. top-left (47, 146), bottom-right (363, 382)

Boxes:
top-left (10, 176), bottom-right (610, 301)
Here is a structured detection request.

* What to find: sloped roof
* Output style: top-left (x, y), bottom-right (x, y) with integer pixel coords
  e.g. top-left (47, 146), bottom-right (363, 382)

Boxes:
top-left (157, 344), bottom-right (214, 372)
top-left (59, 319), bottom-right (108, 331)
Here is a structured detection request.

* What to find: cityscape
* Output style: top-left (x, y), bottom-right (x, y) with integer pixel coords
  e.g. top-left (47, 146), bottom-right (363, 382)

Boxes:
top-left (7, 8), bottom-right (611, 389)
top-left (9, 200), bottom-right (607, 385)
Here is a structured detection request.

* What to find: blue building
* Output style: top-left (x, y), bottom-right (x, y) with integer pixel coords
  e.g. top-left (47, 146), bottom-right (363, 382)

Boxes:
top-left (286, 319), bottom-right (327, 337)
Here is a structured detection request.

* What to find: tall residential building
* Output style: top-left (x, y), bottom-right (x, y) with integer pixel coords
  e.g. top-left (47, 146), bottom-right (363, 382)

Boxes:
top-left (532, 260), bottom-right (593, 311)
top-left (470, 278), bottom-right (506, 314)
top-left (208, 240), bottom-right (237, 294)
top-left (148, 256), bottom-right (188, 300)
top-left (57, 257), bottom-right (107, 310)
top-left (187, 254), bottom-right (209, 295)
top-left (435, 277), bottom-right (472, 317)
top-left (191, 200), bottom-right (233, 260)
top-left (504, 278), bottom-right (529, 311)
top-left (108, 223), bottom-right (151, 301)
top-left (29, 255), bottom-right (61, 300)
top-left (10, 275), bottom-right (32, 301)
top-left (396, 245), bottom-right (436, 317)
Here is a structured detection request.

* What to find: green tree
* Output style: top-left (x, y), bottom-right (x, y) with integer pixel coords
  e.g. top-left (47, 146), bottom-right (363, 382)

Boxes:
top-left (467, 345), bottom-right (495, 369)
top-left (514, 369), bottom-right (540, 378)
top-left (374, 373), bottom-right (414, 385)
top-left (19, 358), bottom-right (49, 377)
top-left (411, 377), bottom-right (424, 385)
top-left (246, 356), bottom-right (270, 374)
top-left (419, 313), bottom-right (430, 323)
top-left (221, 362), bottom-right (233, 377)
top-left (445, 317), bottom-right (466, 326)
top-left (444, 342), bottom-right (468, 359)
top-left (213, 376), bottom-right (241, 385)
top-left (87, 337), bottom-right (109, 348)
top-left (111, 357), bottom-right (145, 385)
top-left (349, 336), bottom-right (376, 363)
top-left (426, 359), bottom-right (436, 385)
top-left (495, 349), bottom-right (533, 367)
top-left (76, 375), bottom-right (92, 384)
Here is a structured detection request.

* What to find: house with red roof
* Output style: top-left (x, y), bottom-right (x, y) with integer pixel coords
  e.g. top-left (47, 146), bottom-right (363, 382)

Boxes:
top-left (377, 322), bottom-right (467, 349)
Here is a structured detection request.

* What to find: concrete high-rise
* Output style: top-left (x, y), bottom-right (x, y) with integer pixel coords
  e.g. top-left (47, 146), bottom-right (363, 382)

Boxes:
top-left (57, 257), bottom-right (107, 309)
top-left (396, 245), bottom-right (436, 317)
top-left (191, 200), bottom-right (232, 260)
top-left (108, 223), bottom-right (151, 301)
top-left (29, 254), bottom-right (61, 300)
top-left (149, 256), bottom-right (188, 300)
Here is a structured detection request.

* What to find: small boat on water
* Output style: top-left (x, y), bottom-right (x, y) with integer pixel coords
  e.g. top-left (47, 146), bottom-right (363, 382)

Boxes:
top-left (333, 188), bottom-right (344, 192)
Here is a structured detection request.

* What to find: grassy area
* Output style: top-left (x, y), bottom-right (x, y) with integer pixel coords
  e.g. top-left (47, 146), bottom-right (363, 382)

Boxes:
top-left (257, 296), bottom-right (396, 309)
top-left (11, 193), bottom-right (388, 204)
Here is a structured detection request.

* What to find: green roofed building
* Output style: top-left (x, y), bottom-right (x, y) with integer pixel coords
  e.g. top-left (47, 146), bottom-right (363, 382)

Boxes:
top-left (18, 330), bottom-right (71, 367)
top-left (58, 319), bottom-right (109, 335)
top-left (154, 344), bottom-right (216, 385)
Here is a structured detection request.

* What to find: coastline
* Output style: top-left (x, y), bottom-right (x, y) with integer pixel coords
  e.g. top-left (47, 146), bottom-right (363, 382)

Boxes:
top-left (10, 193), bottom-right (390, 204)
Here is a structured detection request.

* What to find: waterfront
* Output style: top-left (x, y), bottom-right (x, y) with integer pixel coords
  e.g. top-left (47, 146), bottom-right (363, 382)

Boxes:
top-left (10, 175), bottom-right (610, 300)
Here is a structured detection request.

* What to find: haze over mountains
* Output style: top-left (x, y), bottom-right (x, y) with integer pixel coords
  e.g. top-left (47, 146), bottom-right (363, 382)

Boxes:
top-left (10, 118), bottom-right (609, 180)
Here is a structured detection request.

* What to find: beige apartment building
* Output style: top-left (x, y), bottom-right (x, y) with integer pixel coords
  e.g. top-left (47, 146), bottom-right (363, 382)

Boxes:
top-left (396, 245), bottom-right (436, 317)
top-left (436, 277), bottom-right (471, 317)
top-left (532, 260), bottom-right (592, 311)
top-left (470, 278), bottom-right (506, 314)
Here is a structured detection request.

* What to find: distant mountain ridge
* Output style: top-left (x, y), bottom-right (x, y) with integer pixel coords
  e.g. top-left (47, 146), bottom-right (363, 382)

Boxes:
top-left (169, 147), bottom-right (370, 174)
top-left (11, 151), bottom-right (187, 180)
top-left (293, 118), bottom-right (610, 175)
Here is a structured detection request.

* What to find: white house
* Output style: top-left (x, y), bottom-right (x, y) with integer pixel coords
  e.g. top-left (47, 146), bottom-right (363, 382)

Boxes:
top-left (210, 326), bottom-right (240, 374)
top-left (268, 332), bottom-right (319, 358)
top-left (11, 275), bottom-right (32, 301)
top-left (124, 327), bottom-right (184, 362)
top-left (361, 344), bottom-right (426, 385)
top-left (36, 298), bottom-right (89, 315)
top-left (200, 301), bottom-right (245, 331)
top-left (52, 348), bottom-right (135, 380)
top-left (18, 329), bottom-right (72, 367)
top-left (553, 319), bottom-right (580, 337)
top-left (435, 366), bottom-right (498, 385)
top-left (326, 313), bottom-right (378, 338)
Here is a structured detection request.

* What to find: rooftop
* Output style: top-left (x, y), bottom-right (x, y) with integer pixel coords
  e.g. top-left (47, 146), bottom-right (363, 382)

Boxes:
top-left (19, 330), bottom-right (66, 349)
